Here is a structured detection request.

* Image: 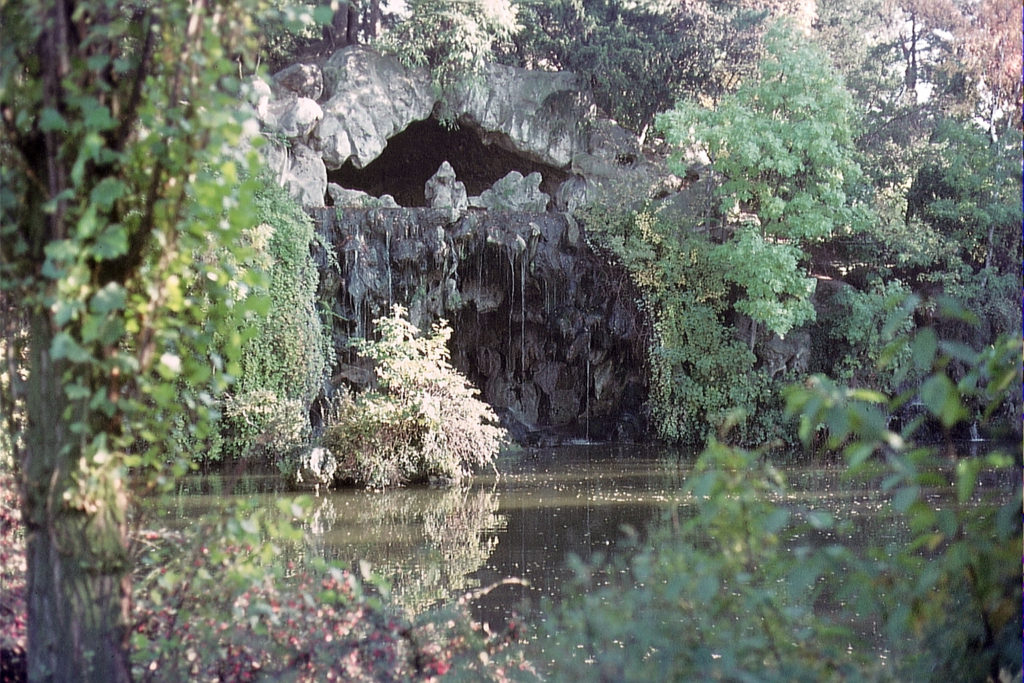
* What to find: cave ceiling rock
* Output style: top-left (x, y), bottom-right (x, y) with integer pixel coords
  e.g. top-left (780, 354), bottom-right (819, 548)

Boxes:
top-left (258, 45), bottom-right (614, 208)
top-left (317, 46), bottom-right (436, 170)
top-left (257, 44), bottom-right (705, 237)
top-left (448, 62), bottom-right (588, 169)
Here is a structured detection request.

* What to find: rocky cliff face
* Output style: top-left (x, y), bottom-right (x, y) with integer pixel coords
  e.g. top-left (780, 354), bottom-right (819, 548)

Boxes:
top-left (310, 207), bottom-right (648, 444)
top-left (250, 47), bottom-right (687, 443)
top-left (249, 45), bottom-right (678, 211)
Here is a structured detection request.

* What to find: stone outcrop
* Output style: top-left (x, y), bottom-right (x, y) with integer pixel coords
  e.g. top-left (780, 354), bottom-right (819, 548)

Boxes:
top-left (309, 207), bottom-right (648, 443)
top-left (249, 46), bottom-right (678, 210)
top-left (327, 184), bottom-right (399, 208)
top-left (317, 47), bottom-right (435, 170)
top-left (473, 171), bottom-right (550, 212)
top-left (424, 161), bottom-right (468, 213)
top-left (450, 63), bottom-right (586, 169)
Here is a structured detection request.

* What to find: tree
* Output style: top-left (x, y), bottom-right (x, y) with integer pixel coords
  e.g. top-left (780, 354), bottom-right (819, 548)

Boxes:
top-left (0, 0), bottom-right (290, 677)
top-left (949, 0), bottom-right (1021, 138)
top-left (658, 23), bottom-right (866, 343)
top-left (502, 0), bottom-right (771, 136)
top-left (375, 0), bottom-right (520, 109)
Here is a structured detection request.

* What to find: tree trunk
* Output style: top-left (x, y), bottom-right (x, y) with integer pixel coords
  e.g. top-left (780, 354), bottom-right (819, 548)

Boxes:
top-left (22, 300), bottom-right (133, 683)
top-left (366, 0), bottom-right (381, 38)
top-left (16, 99), bottom-right (134, 679)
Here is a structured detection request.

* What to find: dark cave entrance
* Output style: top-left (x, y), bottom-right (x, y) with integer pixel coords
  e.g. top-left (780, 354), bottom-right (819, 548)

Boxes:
top-left (327, 117), bottom-right (570, 207)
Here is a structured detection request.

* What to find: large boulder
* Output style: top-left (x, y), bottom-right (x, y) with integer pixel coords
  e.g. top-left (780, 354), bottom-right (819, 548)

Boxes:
top-left (424, 161), bottom-right (468, 213)
top-left (316, 47), bottom-right (435, 169)
top-left (272, 63), bottom-right (324, 100)
top-left (264, 96), bottom-right (323, 139)
top-left (327, 183), bottom-right (399, 208)
top-left (282, 142), bottom-right (327, 207)
top-left (474, 170), bottom-right (550, 212)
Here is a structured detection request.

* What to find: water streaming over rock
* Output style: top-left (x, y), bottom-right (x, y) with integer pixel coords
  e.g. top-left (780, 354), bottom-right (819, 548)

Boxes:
top-left (309, 207), bottom-right (648, 444)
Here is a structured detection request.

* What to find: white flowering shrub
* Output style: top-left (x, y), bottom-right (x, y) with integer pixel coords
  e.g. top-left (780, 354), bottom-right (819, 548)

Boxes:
top-left (324, 306), bottom-right (507, 488)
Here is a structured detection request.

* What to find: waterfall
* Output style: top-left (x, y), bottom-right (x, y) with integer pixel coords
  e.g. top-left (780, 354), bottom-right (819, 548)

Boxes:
top-left (507, 250), bottom-right (515, 374)
top-left (520, 255), bottom-right (526, 380)
top-left (384, 221), bottom-right (393, 308)
top-left (585, 331), bottom-right (591, 442)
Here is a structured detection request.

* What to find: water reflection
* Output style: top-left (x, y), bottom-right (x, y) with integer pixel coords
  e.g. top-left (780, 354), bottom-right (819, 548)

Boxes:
top-left (304, 485), bottom-right (506, 615)
top-left (142, 442), bottom-right (1018, 634)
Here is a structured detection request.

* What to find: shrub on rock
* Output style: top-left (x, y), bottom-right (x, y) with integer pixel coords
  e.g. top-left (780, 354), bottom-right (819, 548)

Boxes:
top-left (324, 306), bottom-right (506, 488)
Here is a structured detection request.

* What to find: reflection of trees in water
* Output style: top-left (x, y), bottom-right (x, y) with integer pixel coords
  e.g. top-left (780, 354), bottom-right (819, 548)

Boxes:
top-left (302, 486), bottom-right (506, 616)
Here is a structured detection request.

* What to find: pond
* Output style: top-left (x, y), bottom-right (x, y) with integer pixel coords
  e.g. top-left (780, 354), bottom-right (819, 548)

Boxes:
top-left (139, 442), bottom-right (1018, 667)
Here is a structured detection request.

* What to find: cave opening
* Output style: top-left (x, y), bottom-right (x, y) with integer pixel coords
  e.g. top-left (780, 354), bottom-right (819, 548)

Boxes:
top-left (327, 117), bottom-right (569, 207)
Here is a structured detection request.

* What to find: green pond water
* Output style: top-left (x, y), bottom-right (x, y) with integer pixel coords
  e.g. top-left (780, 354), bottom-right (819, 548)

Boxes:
top-left (139, 442), bottom-right (1018, 664)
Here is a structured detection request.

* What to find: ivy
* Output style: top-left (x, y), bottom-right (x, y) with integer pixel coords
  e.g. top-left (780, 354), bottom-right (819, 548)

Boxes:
top-left (214, 177), bottom-right (331, 464)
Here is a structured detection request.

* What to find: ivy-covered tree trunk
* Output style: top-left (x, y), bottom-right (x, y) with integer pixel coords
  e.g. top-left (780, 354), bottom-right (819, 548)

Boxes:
top-left (2, 1), bottom-right (274, 678)
top-left (22, 310), bottom-right (131, 681)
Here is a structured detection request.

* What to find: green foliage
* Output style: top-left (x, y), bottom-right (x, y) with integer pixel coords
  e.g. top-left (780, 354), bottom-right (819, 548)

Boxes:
top-left (502, 0), bottom-right (767, 134)
top-left (581, 205), bottom-right (779, 447)
top-left (0, 468), bottom-right (26, 675)
top-left (0, 0), bottom-right (284, 486)
top-left (324, 306), bottom-right (507, 487)
top-left (657, 22), bottom-right (867, 346)
top-left (712, 227), bottom-right (816, 338)
top-left (785, 329), bottom-right (1022, 680)
top-left (0, 0), bottom-right (300, 675)
top-left (545, 324), bottom-right (1022, 681)
top-left (816, 278), bottom-right (916, 391)
top-left (659, 22), bottom-right (865, 244)
top-left (376, 0), bottom-right (519, 113)
top-left (254, 1), bottom-right (334, 70)
top-left (217, 178), bottom-right (329, 464)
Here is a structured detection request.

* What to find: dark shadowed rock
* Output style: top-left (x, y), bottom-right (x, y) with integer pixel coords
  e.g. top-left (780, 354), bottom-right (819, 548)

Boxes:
top-left (308, 207), bottom-right (649, 443)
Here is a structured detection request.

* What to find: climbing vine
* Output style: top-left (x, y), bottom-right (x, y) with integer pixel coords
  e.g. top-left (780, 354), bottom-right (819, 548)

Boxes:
top-left (217, 177), bottom-right (331, 464)
top-left (581, 204), bottom-right (780, 447)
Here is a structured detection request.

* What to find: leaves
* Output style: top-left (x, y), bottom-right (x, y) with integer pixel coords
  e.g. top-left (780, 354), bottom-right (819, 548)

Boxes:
top-left (325, 306), bottom-right (506, 487)
top-left (660, 22), bottom-right (863, 244)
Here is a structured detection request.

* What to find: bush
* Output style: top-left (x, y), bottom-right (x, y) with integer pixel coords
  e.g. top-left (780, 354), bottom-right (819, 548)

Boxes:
top-left (542, 324), bottom-right (1022, 681)
top-left (324, 306), bottom-right (507, 488)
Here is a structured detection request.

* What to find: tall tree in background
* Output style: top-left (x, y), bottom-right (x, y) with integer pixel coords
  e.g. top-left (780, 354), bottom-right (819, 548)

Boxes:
top-left (0, 0), bottom-right (281, 677)
top-left (376, 0), bottom-right (520, 104)
top-left (659, 23), bottom-right (866, 344)
top-left (502, 0), bottom-right (765, 136)
top-left (502, 0), bottom-right (825, 137)
top-left (951, 0), bottom-right (1021, 138)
